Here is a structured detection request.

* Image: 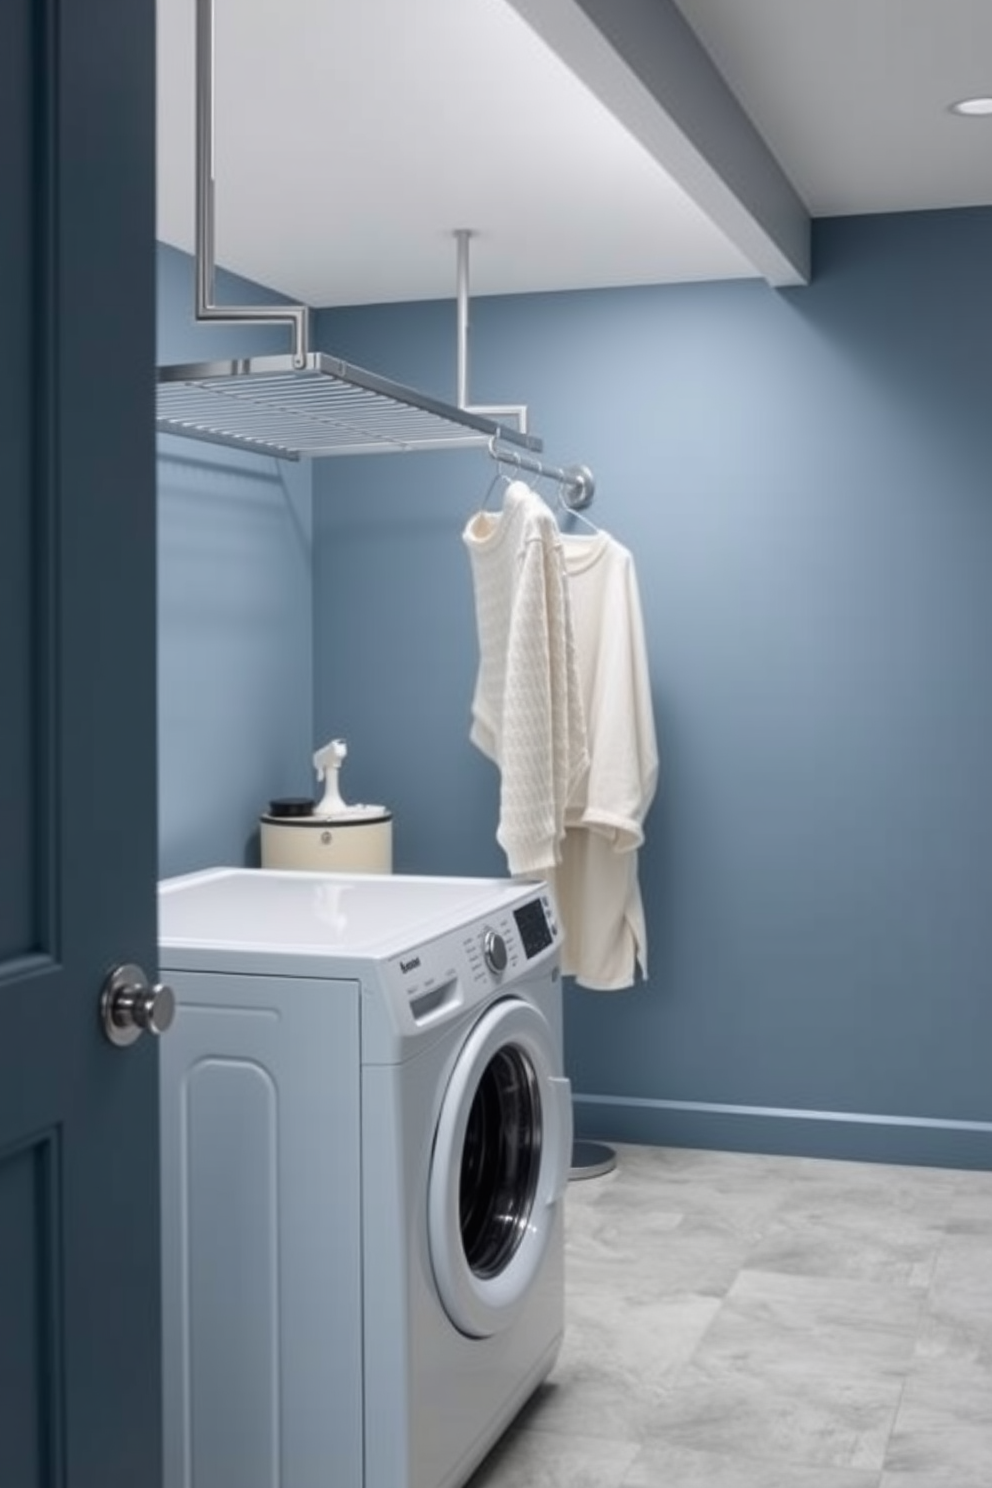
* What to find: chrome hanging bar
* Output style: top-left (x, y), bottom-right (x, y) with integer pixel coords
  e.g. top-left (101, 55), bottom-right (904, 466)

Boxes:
top-left (488, 436), bottom-right (595, 511)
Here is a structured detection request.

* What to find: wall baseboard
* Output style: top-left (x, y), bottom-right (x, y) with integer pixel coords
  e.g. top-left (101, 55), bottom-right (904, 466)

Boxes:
top-left (572, 1094), bottom-right (992, 1170)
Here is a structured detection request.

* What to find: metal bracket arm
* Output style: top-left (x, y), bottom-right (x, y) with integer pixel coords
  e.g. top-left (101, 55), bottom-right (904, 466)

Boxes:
top-left (196, 0), bottom-right (311, 366)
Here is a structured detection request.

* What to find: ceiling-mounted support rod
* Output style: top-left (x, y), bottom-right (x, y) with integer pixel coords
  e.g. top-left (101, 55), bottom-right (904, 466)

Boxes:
top-left (488, 436), bottom-right (595, 512)
top-left (455, 228), bottom-right (471, 410)
top-left (454, 230), bottom-right (528, 434)
top-left (195, 0), bottom-right (310, 367)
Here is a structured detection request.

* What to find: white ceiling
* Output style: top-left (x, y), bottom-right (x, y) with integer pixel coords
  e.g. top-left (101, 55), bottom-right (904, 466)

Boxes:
top-left (155, 0), bottom-right (992, 308)
top-left (673, 0), bottom-right (992, 218)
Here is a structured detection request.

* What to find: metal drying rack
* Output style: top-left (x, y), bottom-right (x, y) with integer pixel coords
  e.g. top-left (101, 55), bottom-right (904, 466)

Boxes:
top-left (155, 0), bottom-right (596, 512)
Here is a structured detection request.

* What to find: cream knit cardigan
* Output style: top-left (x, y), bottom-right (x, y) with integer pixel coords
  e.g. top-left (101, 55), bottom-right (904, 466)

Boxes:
top-left (463, 482), bottom-right (589, 876)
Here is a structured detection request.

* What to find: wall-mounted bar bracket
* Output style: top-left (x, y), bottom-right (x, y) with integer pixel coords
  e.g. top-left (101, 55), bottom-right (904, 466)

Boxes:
top-left (489, 437), bottom-right (595, 511)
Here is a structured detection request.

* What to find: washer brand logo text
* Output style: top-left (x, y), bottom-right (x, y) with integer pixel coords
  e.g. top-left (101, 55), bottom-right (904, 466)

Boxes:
top-left (399, 956), bottom-right (422, 974)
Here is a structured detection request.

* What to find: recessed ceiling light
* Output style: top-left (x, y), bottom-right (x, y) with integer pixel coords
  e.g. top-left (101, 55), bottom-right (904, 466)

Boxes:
top-left (949, 96), bottom-right (992, 116)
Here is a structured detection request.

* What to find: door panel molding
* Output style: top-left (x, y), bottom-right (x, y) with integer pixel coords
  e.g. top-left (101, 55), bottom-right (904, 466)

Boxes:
top-left (1, 0), bottom-right (41, 968)
top-left (0, 1131), bottom-right (65, 1488)
top-left (0, 0), bottom-right (60, 974)
top-left (31, 0), bottom-right (62, 974)
top-left (0, 954), bottom-right (61, 990)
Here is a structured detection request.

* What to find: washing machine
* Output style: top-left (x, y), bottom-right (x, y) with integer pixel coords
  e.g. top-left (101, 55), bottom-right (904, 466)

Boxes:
top-left (158, 867), bottom-right (572, 1488)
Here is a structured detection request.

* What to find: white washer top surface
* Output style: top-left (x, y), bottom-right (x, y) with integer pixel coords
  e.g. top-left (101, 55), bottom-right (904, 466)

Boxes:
top-left (159, 868), bottom-right (562, 1064)
top-left (159, 867), bottom-right (533, 960)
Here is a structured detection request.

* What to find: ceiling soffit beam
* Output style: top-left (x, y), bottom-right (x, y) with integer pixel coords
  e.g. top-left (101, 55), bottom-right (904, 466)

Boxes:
top-left (506, 0), bottom-right (811, 287)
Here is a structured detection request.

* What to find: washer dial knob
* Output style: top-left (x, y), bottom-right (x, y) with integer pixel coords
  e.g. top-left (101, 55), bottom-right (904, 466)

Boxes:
top-left (482, 928), bottom-right (508, 975)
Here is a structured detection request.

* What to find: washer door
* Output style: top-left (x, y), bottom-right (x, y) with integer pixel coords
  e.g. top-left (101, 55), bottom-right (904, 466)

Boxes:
top-left (428, 995), bottom-right (572, 1339)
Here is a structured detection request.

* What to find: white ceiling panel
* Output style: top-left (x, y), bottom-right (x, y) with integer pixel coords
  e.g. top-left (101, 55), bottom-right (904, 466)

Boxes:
top-left (156, 0), bottom-right (757, 307)
top-left (156, 0), bottom-right (992, 307)
top-left (672, 0), bottom-right (992, 217)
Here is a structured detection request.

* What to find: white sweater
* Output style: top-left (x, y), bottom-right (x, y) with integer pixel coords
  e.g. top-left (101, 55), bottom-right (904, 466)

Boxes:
top-left (548, 531), bottom-right (659, 989)
top-left (463, 482), bottom-right (589, 875)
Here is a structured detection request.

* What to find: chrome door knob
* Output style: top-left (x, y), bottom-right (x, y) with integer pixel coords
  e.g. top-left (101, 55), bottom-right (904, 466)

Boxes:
top-left (101, 963), bottom-right (176, 1047)
top-left (481, 929), bottom-right (508, 975)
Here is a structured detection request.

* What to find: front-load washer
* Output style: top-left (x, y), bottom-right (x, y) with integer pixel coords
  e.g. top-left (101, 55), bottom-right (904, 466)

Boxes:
top-left (158, 867), bottom-right (572, 1488)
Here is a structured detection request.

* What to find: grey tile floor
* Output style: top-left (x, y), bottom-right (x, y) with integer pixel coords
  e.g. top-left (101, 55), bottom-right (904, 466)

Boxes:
top-left (468, 1143), bottom-right (992, 1488)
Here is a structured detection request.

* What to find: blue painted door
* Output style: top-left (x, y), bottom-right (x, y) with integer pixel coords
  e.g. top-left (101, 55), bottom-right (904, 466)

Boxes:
top-left (0, 2), bottom-right (160, 1485)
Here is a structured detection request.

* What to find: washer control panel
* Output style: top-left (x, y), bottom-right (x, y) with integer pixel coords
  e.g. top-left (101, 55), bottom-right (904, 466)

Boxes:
top-left (465, 890), bottom-right (559, 988)
top-left (378, 889), bottom-right (560, 1033)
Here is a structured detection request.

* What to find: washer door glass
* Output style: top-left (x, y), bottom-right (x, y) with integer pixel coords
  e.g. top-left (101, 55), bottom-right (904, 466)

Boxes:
top-left (428, 996), bottom-right (572, 1339)
top-left (460, 1042), bottom-right (540, 1278)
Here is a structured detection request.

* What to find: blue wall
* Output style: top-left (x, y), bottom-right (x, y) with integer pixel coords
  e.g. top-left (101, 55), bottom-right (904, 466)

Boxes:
top-left (156, 244), bottom-right (313, 876)
top-left (312, 209), bottom-right (992, 1167)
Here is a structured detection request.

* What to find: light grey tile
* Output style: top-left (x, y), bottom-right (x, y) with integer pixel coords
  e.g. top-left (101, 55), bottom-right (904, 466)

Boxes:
top-left (604, 1142), bottom-right (797, 1187)
top-left (528, 1285), bottom-right (721, 1440)
top-left (881, 1476), bottom-right (992, 1488)
top-left (604, 1144), bottom-right (801, 1230)
top-left (884, 1359), bottom-right (992, 1479)
top-left (641, 1355), bottom-right (903, 1472)
top-left (622, 1440), bottom-right (881, 1488)
top-left (934, 1171), bottom-right (992, 1237)
top-left (565, 1169), bottom-right (685, 1284)
top-left (913, 1307), bottom-right (992, 1370)
top-left (743, 1196), bottom-right (944, 1290)
top-left (570, 1144), bottom-right (794, 1229)
top-left (914, 1233), bottom-right (992, 1367)
top-left (927, 1232), bottom-right (992, 1312)
top-left (687, 1154), bottom-right (947, 1292)
top-left (568, 1224), bottom-right (751, 1298)
top-left (565, 1145), bottom-right (788, 1296)
top-left (694, 1269), bottom-right (921, 1379)
top-left (777, 1157), bottom-right (965, 1213)
top-left (467, 1427), bottom-right (639, 1488)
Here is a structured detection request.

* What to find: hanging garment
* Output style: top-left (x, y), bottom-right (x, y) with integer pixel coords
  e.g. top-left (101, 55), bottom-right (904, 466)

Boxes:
top-left (463, 481), bottom-right (589, 876)
top-left (547, 530), bottom-right (659, 990)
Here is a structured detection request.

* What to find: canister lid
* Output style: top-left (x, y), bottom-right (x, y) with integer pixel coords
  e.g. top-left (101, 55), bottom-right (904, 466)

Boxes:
top-left (261, 798), bottom-right (392, 826)
top-left (267, 796), bottom-right (317, 818)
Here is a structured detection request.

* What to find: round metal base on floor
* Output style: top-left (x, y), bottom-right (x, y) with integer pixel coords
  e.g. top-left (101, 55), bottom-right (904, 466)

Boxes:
top-left (568, 1139), bottom-right (618, 1181)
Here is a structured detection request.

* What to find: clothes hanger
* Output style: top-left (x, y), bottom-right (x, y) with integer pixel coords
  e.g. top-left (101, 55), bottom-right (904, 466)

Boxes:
top-left (474, 443), bottom-right (522, 517)
top-left (527, 465), bottom-right (601, 535)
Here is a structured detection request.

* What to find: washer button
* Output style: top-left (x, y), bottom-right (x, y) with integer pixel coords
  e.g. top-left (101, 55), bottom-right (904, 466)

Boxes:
top-left (481, 929), bottom-right (508, 975)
